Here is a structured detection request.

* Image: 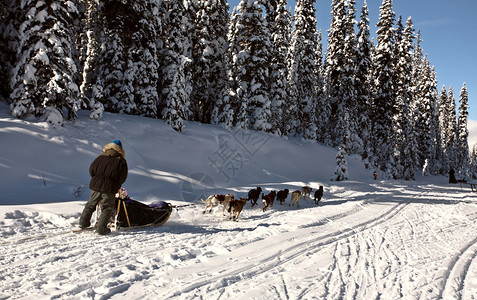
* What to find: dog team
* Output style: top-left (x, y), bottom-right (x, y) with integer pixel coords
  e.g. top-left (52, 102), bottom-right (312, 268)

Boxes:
top-left (201, 185), bottom-right (324, 222)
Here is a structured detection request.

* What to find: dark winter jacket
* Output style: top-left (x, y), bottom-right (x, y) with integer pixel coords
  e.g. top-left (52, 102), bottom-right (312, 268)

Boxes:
top-left (89, 143), bottom-right (128, 194)
top-left (449, 168), bottom-right (457, 184)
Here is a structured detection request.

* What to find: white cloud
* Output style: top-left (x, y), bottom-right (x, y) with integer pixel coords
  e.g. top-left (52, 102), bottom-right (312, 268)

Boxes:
top-left (416, 18), bottom-right (453, 28)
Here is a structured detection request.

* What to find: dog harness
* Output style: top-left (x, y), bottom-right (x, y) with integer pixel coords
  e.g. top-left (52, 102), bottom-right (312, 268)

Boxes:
top-left (215, 194), bottom-right (226, 204)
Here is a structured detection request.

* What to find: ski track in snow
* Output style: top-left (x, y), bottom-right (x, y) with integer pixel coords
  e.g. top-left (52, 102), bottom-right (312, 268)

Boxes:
top-left (2, 108), bottom-right (477, 299)
top-left (2, 184), bottom-right (477, 299)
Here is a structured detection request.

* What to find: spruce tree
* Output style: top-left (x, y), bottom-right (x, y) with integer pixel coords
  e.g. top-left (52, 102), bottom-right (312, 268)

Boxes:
top-left (331, 146), bottom-right (349, 181)
top-left (446, 86), bottom-right (458, 170)
top-left (269, 0), bottom-right (291, 135)
top-left (456, 82), bottom-right (469, 177)
top-left (393, 16), bottom-right (417, 180)
top-left (10, 0), bottom-right (82, 126)
top-left (430, 66), bottom-right (443, 174)
top-left (414, 55), bottom-right (439, 174)
top-left (210, 3), bottom-right (234, 130)
top-left (355, 0), bottom-right (373, 163)
top-left (324, 0), bottom-right (347, 144)
top-left (439, 85), bottom-right (450, 169)
top-left (210, 5), bottom-right (234, 132)
top-left (159, 0), bottom-right (194, 132)
top-left (371, 0), bottom-right (396, 176)
top-left (190, 0), bottom-right (229, 124)
top-left (233, 0), bottom-right (272, 132)
top-left (315, 29), bottom-right (330, 144)
top-left (288, 0), bottom-right (319, 139)
top-left (128, 0), bottom-right (162, 118)
top-left (469, 145), bottom-right (477, 179)
top-left (341, 0), bottom-right (361, 153)
top-left (222, 7), bottom-right (240, 126)
top-left (0, 1), bottom-right (19, 103)
top-left (80, 0), bottom-right (104, 120)
top-left (94, 0), bottom-right (132, 114)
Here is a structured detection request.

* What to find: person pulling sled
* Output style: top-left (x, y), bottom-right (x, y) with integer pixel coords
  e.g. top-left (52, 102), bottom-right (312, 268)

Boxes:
top-left (79, 140), bottom-right (128, 235)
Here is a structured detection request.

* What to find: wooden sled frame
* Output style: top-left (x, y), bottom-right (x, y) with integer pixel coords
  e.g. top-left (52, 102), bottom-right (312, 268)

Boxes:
top-left (111, 196), bottom-right (172, 231)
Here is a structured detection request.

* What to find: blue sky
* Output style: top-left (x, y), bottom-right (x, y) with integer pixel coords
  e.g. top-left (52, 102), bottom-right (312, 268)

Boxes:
top-left (228, 0), bottom-right (476, 122)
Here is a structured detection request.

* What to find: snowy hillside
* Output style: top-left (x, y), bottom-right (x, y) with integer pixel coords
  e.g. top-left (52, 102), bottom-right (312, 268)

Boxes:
top-left (0, 102), bottom-right (368, 205)
top-left (1, 103), bottom-right (477, 299)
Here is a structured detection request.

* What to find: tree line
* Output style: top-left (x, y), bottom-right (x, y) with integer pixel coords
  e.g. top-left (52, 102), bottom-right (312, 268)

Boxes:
top-left (0, 0), bottom-right (473, 180)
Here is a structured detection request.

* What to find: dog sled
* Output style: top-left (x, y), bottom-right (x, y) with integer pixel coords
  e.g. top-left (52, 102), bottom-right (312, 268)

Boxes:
top-left (111, 188), bottom-right (173, 231)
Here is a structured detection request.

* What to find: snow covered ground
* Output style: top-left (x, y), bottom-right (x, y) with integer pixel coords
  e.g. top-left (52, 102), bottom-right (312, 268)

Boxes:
top-left (1, 102), bottom-right (477, 299)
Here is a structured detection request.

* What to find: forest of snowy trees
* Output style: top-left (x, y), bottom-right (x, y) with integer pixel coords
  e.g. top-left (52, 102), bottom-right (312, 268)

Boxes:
top-left (0, 0), bottom-right (475, 180)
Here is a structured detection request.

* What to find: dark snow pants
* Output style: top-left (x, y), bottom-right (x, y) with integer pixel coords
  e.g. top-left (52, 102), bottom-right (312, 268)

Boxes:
top-left (79, 190), bottom-right (115, 235)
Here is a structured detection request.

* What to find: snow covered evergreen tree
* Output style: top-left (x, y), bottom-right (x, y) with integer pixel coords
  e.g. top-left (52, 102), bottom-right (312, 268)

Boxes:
top-left (439, 85), bottom-right (450, 169)
top-left (413, 55), bottom-right (440, 175)
top-left (355, 0), bottom-right (373, 163)
top-left (469, 145), bottom-right (477, 179)
top-left (315, 29), bottom-right (330, 144)
top-left (10, 0), bottom-right (82, 126)
top-left (340, 0), bottom-right (361, 153)
top-left (128, 0), bottom-right (162, 118)
top-left (288, 0), bottom-right (319, 139)
top-left (331, 146), bottom-right (349, 181)
top-left (0, 1), bottom-right (19, 103)
top-left (233, 0), bottom-right (272, 132)
top-left (220, 6), bottom-right (240, 129)
top-left (456, 82), bottom-right (469, 177)
top-left (371, 0), bottom-right (396, 176)
top-left (94, 0), bottom-right (132, 114)
top-left (159, 0), bottom-right (194, 132)
top-left (210, 8), bottom-right (234, 132)
top-left (80, 0), bottom-right (104, 120)
top-left (394, 17), bottom-right (417, 180)
top-left (99, 0), bottom-right (163, 118)
top-left (430, 66), bottom-right (443, 174)
top-left (439, 85), bottom-right (460, 174)
top-left (190, 0), bottom-right (229, 124)
top-left (445, 85), bottom-right (458, 172)
top-left (268, 0), bottom-right (291, 135)
top-left (324, 0), bottom-right (347, 145)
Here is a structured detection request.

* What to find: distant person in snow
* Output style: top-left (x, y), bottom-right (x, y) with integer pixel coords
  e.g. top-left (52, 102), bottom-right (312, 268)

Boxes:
top-left (448, 167), bottom-right (457, 184)
top-left (79, 140), bottom-right (128, 235)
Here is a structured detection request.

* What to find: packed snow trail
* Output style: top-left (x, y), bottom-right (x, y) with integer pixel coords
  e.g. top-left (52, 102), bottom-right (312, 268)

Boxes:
top-left (2, 182), bottom-right (477, 299)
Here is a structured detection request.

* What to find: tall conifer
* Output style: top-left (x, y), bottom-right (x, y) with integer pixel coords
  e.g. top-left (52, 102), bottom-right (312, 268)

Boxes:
top-left (288, 0), bottom-right (319, 139)
top-left (355, 0), bottom-right (373, 162)
top-left (159, 0), bottom-right (193, 132)
top-left (191, 0), bottom-right (229, 124)
top-left (457, 82), bottom-right (469, 177)
top-left (269, 0), bottom-right (291, 135)
top-left (371, 0), bottom-right (396, 176)
top-left (233, 0), bottom-right (272, 132)
top-left (10, 0), bottom-right (81, 125)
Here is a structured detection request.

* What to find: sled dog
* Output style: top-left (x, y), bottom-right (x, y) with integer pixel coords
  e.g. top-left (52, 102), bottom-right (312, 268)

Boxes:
top-left (248, 187), bottom-right (262, 207)
top-left (314, 186), bottom-right (323, 204)
top-left (276, 189), bottom-right (289, 205)
top-left (301, 186), bottom-right (312, 198)
top-left (289, 190), bottom-right (302, 208)
top-left (201, 194), bottom-right (234, 214)
top-left (228, 198), bottom-right (247, 221)
top-left (262, 191), bottom-right (276, 212)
